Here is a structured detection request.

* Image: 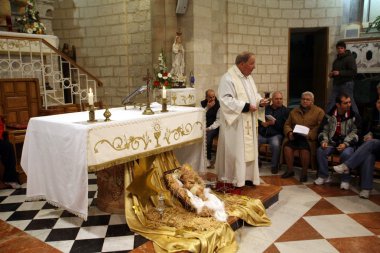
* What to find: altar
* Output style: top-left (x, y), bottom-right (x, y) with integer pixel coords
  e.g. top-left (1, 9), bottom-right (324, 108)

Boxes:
top-left (21, 104), bottom-right (206, 220)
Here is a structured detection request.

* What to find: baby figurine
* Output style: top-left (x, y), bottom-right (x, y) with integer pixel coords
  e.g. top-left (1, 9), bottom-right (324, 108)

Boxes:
top-left (180, 165), bottom-right (207, 201)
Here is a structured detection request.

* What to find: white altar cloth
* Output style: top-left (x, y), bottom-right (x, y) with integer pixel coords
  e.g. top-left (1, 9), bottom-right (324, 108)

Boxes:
top-left (21, 104), bottom-right (205, 219)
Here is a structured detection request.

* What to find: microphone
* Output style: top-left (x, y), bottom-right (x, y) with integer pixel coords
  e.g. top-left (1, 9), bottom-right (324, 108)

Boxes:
top-left (121, 86), bottom-right (147, 105)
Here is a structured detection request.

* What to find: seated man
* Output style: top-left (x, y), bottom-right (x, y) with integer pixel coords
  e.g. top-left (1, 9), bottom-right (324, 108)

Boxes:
top-left (334, 98), bottom-right (380, 198)
top-left (0, 117), bottom-right (21, 189)
top-left (281, 91), bottom-right (325, 182)
top-left (258, 91), bottom-right (289, 174)
top-left (315, 93), bottom-right (360, 190)
top-left (201, 89), bottom-right (220, 167)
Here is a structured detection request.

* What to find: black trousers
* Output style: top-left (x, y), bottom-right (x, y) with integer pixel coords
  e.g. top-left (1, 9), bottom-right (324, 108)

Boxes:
top-left (206, 128), bottom-right (219, 160)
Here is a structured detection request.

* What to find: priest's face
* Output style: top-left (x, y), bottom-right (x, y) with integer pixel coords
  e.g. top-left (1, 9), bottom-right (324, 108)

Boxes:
top-left (239, 55), bottom-right (256, 76)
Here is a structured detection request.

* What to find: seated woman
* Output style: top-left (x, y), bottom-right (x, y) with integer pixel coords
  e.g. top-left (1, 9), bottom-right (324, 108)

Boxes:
top-left (334, 98), bottom-right (380, 199)
top-left (281, 91), bottom-right (325, 182)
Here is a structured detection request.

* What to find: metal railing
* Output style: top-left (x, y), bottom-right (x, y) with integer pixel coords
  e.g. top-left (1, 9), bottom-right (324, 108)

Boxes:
top-left (0, 34), bottom-right (102, 109)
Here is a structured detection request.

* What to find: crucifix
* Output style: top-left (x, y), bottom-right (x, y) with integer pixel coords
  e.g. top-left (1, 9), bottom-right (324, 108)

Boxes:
top-left (142, 68), bottom-right (154, 115)
top-left (245, 121), bottom-right (251, 135)
top-left (142, 68), bottom-right (152, 94)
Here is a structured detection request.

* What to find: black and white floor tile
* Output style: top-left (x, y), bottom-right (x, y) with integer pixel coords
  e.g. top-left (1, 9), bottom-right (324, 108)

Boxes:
top-left (0, 173), bottom-right (149, 253)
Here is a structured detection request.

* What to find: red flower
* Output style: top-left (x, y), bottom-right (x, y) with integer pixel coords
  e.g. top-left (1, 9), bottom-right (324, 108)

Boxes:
top-left (153, 80), bottom-right (160, 87)
top-left (163, 72), bottom-right (168, 77)
top-left (164, 81), bottom-right (169, 86)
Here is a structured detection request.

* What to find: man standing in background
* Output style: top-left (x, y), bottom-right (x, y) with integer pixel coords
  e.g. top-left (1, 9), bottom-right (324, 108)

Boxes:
top-left (326, 40), bottom-right (358, 114)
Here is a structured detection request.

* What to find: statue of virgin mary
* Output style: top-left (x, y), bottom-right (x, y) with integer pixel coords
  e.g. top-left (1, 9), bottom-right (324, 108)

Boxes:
top-left (170, 32), bottom-right (185, 82)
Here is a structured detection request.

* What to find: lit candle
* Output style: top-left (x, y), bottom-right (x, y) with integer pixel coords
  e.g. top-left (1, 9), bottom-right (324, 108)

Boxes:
top-left (88, 88), bottom-right (94, 106)
top-left (162, 86), bottom-right (166, 99)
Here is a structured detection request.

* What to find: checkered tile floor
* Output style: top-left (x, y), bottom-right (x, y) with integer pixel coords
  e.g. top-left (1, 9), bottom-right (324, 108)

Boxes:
top-left (0, 173), bottom-right (148, 253)
top-left (2, 164), bottom-right (380, 253)
top-left (252, 164), bottom-right (380, 252)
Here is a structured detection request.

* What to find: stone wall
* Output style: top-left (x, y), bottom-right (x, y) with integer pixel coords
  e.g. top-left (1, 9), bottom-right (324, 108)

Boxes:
top-left (52, 0), bottom-right (344, 106)
top-left (187, 0), bottom-right (343, 105)
top-left (190, 0), bottom-right (228, 103)
top-left (53, 0), bottom-right (151, 106)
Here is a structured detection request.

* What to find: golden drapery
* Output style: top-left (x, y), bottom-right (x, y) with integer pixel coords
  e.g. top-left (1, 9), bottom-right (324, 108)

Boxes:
top-left (124, 151), bottom-right (271, 253)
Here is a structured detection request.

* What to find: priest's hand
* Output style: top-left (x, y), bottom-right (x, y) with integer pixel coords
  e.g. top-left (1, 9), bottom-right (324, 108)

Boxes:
top-left (249, 104), bottom-right (257, 112)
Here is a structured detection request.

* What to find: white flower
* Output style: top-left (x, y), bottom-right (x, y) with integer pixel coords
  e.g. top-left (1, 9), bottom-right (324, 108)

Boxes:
top-left (158, 73), bottom-right (162, 78)
top-left (168, 73), bottom-right (172, 78)
top-left (163, 76), bottom-right (168, 80)
top-left (27, 28), bottom-right (33, 34)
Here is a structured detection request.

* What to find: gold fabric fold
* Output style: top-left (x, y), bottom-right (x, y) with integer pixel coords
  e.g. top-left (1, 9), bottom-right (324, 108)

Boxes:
top-left (124, 151), bottom-right (270, 253)
top-left (222, 194), bottom-right (271, 227)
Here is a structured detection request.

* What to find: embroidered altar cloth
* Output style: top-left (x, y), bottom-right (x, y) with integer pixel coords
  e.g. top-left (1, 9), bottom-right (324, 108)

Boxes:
top-left (21, 104), bottom-right (205, 219)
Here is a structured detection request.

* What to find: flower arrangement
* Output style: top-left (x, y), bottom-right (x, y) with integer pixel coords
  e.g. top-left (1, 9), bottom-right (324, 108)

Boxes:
top-left (15, 0), bottom-right (46, 35)
top-left (153, 50), bottom-right (173, 89)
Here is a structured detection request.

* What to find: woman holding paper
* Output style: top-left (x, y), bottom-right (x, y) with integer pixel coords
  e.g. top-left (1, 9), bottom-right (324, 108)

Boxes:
top-left (281, 91), bottom-right (325, 182)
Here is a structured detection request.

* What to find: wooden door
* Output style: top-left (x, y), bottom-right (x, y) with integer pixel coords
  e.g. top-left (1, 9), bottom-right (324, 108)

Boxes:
top-left (0, 78), bottom-right (41, 126)
top-left (288, 28), bottom-right (328, 109)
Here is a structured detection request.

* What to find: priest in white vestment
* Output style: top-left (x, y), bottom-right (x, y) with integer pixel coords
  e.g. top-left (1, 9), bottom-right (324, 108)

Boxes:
top-left (215, 52), bottom-right (269, 187)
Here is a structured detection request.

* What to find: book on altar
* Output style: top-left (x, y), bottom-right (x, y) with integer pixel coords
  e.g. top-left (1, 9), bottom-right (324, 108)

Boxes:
top-left (293, 124), bottom-right (309, 136)
top-left (265, 115), bottom-right (276, 121)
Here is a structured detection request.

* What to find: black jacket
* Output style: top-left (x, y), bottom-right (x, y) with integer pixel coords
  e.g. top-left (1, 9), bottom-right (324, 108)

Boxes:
top-left (201, 99), bottom-right (220, 128)
top-left (258, 105), bottom-right (289, 137)
top-left (332, 50), bottom-right (357, 86)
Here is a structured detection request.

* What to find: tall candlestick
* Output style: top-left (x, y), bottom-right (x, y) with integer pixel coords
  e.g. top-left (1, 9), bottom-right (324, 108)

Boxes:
top-left (162, 86), bottom-right (166, 99)
top-left (88, 88), bottom-right (94, 106)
